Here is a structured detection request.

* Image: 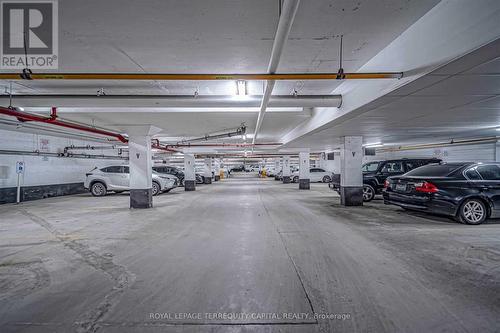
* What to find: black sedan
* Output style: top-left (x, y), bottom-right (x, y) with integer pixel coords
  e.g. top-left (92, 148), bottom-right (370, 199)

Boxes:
top-left (383, 162), bottom-right (500, 224)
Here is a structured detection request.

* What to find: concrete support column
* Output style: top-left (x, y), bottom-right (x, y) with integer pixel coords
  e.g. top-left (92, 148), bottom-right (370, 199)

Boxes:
top-left (129, 135), bottom-right (153, 208)
top-left (495, 140), bottom-right (500, 162)
top-left (299, 151), bottom-right (310, 190)
top-left (184, 154), bottom-right (196, 191)
top-left (340, 136), bottom-right (363, 206)
top-left (274, 159), bottom-right (280, 180)
top-left (282, 156), bottom-right (291, 183)
top-left (203, 157), bottom-right (212, 184)
top-left (214, 159), bottom-right (220, 181)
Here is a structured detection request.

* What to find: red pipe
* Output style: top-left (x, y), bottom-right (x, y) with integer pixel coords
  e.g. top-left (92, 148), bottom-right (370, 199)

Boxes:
top-left (167, 142), bottom-right (282, 148)
top-left (0, 106), bottom-right (128, 143)
top-left (152, 143), bottom-right (181, 153)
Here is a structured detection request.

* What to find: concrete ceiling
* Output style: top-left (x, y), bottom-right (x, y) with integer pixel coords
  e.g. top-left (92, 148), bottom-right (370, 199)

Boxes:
top-left (3, 0), bottom-right (500, 155)
top-left (2, 0), bottom-right (438, 152)
top-left (286, 36), bottom-right (500, 151)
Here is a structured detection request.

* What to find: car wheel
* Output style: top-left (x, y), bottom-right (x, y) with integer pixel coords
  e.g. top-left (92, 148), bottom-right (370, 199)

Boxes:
top-left (152, 182), bottom-right (161, 196)
top-left (322, 175), bottom-right (331, 183)
top-left (362, 184), bottom-right (375, 202)
top-left (293, 176), bottom-right (299, 183)
top-left (90, 182), bottom-right (107, 197)
top-left (458, 199), bottom-right (487, 225)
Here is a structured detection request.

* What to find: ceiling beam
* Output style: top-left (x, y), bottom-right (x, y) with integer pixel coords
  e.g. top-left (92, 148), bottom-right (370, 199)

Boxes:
top-left (252, 0), bottom-right (301, 145)
top-left (1, 94), bottom-right (342, 108)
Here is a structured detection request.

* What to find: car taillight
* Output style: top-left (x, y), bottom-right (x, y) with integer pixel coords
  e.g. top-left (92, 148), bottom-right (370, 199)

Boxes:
top-left (384, 180), bottom-right (390, 188)
top-left (415, 181), bottom-right (438, 193)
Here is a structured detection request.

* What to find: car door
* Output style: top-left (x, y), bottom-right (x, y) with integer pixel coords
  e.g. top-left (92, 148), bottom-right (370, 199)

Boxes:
top-left (377, 161), bottom-right (404, 185)
top-left (316, 168), bottom-right (328, 181)
top-left (310, 168), bottom-right (321, 182)
top-left (474, 164), bottom-right (500, 213)
top-left (102, 166), bottom-right (123, 189)
top-left (121, 166), bottom-right (131, 189)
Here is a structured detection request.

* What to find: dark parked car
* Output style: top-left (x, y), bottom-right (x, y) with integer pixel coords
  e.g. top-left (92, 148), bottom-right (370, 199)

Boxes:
top-left (231, 165), bottom-right (245, 172)
top-left (362, 158), bottom-right (442, 201)
top-left (383, 162), bottom-right (500, 225)
top-left (153, 166), bottom-right (185, 185)
top-left (195, 173), bottom-right (204, 184)
top-left (330, 158), bottom-right (441, 201)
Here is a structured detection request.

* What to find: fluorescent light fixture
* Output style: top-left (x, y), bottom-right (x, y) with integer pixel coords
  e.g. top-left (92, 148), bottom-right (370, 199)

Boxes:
top-left (363, 142), bottom-right (384, 148)
top-left (496, 128), bottom-right (500, 131)
top-left (236, 80), bottom-right (247, 96)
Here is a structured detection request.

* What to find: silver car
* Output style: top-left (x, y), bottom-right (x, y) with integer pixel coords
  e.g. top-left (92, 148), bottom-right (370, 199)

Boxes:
top-left (84, 165), bottom-right (177, 197)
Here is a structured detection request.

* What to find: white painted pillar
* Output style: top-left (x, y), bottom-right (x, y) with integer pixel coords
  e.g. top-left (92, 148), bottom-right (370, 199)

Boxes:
top-left (495, 140), bottom-right (500, 162)
top-left (129, 135), bottom-right (153, 208)
top-left (124, 125), bottom-right (161, 208)
top-left (203, 157), bottom-right (212, 184)
top-left (299, 151), bottom-right (310, 189)
top-left (340, 136), bottom-right (363, 206)
top-left (184, 154), bottom-right (196, 191)
top-left (274, 158), bottom-right (280, 180)
top-left (214, 158), bottom-right (221, 181)
top-left (282, 156), bottom-right (291, 183)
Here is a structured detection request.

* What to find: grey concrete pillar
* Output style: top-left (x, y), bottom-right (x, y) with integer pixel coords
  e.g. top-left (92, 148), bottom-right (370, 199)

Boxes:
top-left (203, 157), bottom-right (212, 184)
top-left (282, 156), bottom-right (291, 183)
top-left (184, 154), bottom-right (196, 191)
top-left (495, 140), bottom-right (500, 162)
top-left (214, 159), bottom-right (220, 181)
top-left (274, 159), bottom-right (280, 180)
top-left (129, 135), bottom-right (153, 208)
top-left (340, 136), bottom-right (363, 206)
top-left (299, 151), bottom-right (310, 190)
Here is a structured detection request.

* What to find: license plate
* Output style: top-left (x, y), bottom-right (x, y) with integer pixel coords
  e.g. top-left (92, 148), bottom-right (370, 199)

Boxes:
top-left (395, 184), bottom-right (407, 192)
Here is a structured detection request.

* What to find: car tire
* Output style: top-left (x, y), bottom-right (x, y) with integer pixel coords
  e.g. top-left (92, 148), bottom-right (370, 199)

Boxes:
top-left (90, 182), bottom-right (107, 197)
top-left (322, 175), bottom-right (331, 183)
top-left (293, 176), bottom-right (299, 183)
top-left (363, 184), bottom-right (376, 202)
top-left (458, 198), bottom-right (487, 225)
top-left (152, 182), bottom-right (161, 196)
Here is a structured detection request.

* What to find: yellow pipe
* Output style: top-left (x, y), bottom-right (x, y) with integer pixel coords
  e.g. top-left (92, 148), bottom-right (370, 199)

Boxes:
top-left (0, 72), bottom-right (403, 81)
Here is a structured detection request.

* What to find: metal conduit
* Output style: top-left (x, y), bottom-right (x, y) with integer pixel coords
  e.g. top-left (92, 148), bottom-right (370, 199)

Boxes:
top-left (379, 137), bottom-right (499, 152)
top-left (0, 106), bottom-right (128, 143)
top-left (0, 94), bottom-right (342, 108)
top-left (0, 72), bottom-right (402, 81)
top-left (0, 149), bottom-right (128, 160)
top-left (253, 0), bottom-right (301, 145)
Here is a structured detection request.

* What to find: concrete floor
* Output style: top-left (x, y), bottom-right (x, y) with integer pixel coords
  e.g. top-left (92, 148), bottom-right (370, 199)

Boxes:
top-left (1, 175), bottom-right (500, 333)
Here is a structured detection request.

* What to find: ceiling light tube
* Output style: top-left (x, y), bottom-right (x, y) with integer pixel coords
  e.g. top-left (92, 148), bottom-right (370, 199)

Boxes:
top-left (236, 80), bottom-right (247, 96)
top-left (363, 142), bottom-right (384, 148)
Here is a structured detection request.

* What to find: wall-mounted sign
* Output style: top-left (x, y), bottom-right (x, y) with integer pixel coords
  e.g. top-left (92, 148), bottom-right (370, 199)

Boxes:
top-left (16, 161), bottom-right (25, 174)
top-left (39, 138), bottom-right (50, 151)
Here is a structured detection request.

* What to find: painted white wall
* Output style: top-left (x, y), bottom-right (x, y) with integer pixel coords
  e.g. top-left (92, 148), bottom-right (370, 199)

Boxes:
top-left (0, 129), bottom-right (125, 188)
top-left (363, 143), bottom-right (497, 164)
top-left (319, 152), bottom-right (340, 174)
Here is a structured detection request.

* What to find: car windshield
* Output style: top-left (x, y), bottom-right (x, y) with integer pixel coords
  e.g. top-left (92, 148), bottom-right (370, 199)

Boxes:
top-left (362, 162), bottom-right (380, 172)
top-left (404, 163), bottom-right (464, 177)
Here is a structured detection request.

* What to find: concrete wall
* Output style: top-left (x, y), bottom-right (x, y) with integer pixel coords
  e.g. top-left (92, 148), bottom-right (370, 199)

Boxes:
top-left (0, 129), bottom-right (126, 203)
top-left (363, 142), bottom-right (498, 163)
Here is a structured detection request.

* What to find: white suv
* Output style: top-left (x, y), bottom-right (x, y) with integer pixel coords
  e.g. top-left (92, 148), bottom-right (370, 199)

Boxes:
top-left (84, 165), bottom-right (177, 197)
top-left (291, 168), bottom-right (333, 183)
